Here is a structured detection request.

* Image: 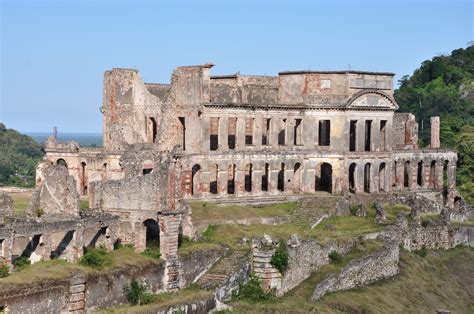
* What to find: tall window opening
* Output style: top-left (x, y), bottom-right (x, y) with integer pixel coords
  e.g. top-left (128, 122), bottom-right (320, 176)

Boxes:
top-left (293, 163), bottom-right (302, 193)
top-left (278, 119), bottom-right (286, 145)
top-left (245, 117), bottom-right (254, 145)
top-left (81, 162), bottom-right (87, 195)
top-left (379, 163), bottom-right (386, 192)
top-left (349, 120), bottom-right (357, 152)
top-left (349, 163), bottom-right (357, 193)
top-left (294, 119), bottom-right (302, 145)
top-left (364, 163), bottom-right (371, 193)
top-left (380, 120), bottom-right (387, 151)
top-left (228, 117), bottom-right (237, 149)
top-left (319, 163), bottom-right (332, 192)
top-left (210, 164), bottom-right (218, 194)
top-left (262, 118), bottom-right (271, 145)
top-left (210, 117), bottom-right (219, 151)
top-left (227, 164), bottom-right (235, 194)
top-left (262, 163), bottom-right (269, 191)
top-left (149, 117), bottom-right (158, 143)
top-left (319, 120), bottom-right (330, 146)
top-left (277, 163), bottom-right (285, 191)
top-left (245, 164), bottom-right (253, 192)
top-left (417, 161), bottom-right (423, 187)
top-left (143, 219), bottom-right (160, 249)
top-left (179, 117), bottom-right (186, 150)
top-left (191, 164), bottom-right (201, 196)
top-left (430, 161), bottom-right (436, 189)
top-left (365, 120), bottom-right (372, 151)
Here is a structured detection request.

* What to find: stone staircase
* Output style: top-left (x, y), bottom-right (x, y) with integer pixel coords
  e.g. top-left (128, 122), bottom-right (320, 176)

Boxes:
top-left (196, 250), bottom-right (249, 290)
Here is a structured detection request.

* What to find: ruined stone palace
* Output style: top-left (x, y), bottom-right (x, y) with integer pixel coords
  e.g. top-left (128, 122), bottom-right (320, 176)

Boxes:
top-left (43, 64), bottom-right (457, 205)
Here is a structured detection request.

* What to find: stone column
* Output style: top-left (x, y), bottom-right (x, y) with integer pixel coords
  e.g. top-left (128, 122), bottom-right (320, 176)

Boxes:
top-left (72, 228), bottom-right (84, 261)
top-left (253, 169), bottom-right (263, 195)
top-left (268, 169), bottom-right (279, 195)
top-left (395, 162), bottom-right (404, 190)
top-left (200, 171), bottom-right (210, 197)
top-left (304, 166), bottom-right (316, 194)
top-left (423, 161), bottom-right (431, 189)
top-left (201, 116), bottom-right (210, 152)
top-left (410, 162), bottom-right (418, 190)
top-left (234, 169), bottom-right (245, 196)
top-left (217, 169), bottom-right (228, 196)
top-left (236, 117), bottom-right (245, 151)
top-left (219, 118), bottom-right (228, 152)
top-left (254, 114), bottom-right (263, 150)
top-left (435, 161), bottom-right (444, 191)
top-left (285, 169), bottom-right (293, 195)
top-left (430, 116), bottom-right (440, 149)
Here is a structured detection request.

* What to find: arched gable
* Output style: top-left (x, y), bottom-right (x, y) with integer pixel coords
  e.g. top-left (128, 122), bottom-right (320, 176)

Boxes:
top-left (346, 90), bottom-right (399, 110)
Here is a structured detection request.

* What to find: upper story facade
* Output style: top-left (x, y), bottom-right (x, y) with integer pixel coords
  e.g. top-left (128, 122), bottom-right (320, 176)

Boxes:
top-left (101, 65), bottom-right (419, 155)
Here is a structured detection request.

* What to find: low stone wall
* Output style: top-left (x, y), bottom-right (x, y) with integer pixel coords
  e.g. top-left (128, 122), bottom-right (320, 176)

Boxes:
top-left (312, 245), bottom-right (399, 300)
top-left (280, 238), bottom-right (355, 295)
top-left (0, 247), bottom-right (225, 313)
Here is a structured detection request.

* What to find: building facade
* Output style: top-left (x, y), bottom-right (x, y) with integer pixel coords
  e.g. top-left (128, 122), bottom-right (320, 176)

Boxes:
top-left (41, 64), bottom-right (458, 207)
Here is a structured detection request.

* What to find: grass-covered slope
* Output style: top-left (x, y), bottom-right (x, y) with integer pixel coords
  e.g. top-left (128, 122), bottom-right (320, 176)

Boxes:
top-left (0, 123), bottom-right (44, 187)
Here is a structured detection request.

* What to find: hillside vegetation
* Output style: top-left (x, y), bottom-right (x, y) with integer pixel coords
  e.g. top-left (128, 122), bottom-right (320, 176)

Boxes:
top-left (0, 123), bottom-right (44, 187)
top-left (394, 46), bottom-right (474, 203)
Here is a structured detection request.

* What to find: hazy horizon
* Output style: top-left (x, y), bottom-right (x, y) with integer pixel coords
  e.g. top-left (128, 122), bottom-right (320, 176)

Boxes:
top-left (1, 0), bottom-right (473, 133)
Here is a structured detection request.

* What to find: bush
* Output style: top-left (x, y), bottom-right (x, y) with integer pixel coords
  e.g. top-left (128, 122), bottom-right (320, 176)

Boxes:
top-left (35, 208), bottom-right (44, 218)
top-left (270, 243), bottom-right (289, 274)
top-left (79, 246), bottom-right (111, 269)
top-left (13, 256), bottom-right (31, 269)
top-left (416, 245), bottom-right (428, 257)
top-left (178, 234), bottom-right (193, 248)
top-left (329, 251), bottom-right (342, 264)
top-left (124, 279), bottom-right (155, 306)
top-left (234, 274), bottom-right (274, 303)
top-left (114, 240), bottom-right (134, 251)
top-left (202, 224), bottom-right (216, 240)
top-left (0, 262), bottom-right (9, 278)
top-left (350, 204), bottom-right (358, 216)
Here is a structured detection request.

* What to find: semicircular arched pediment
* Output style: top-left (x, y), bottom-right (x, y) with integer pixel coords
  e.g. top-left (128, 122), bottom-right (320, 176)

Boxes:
top-left (346, 90), bottom-right (399, 110)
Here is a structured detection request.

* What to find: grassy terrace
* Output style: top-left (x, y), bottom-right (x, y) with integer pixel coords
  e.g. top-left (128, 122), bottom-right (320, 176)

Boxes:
top-left (10, 192), bottom-right (31, 216)
top-left (0, 246), bottom-right (163, 290)
top-left (228, 246), bottom-right (474, 313)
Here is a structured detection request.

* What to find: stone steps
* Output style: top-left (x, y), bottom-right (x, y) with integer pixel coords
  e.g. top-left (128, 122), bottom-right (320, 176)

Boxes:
top-left (196, 250), bottom-right (248, 290)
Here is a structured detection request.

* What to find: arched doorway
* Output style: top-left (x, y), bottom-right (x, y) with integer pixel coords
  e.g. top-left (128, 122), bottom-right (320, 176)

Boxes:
top-left (293, 163), bottom-right (302, 193)
top-left (143, 219), bottom-right (160, 249)
top-left (430, 160), bottom-right (437, 189)
top-left (245, 164), bottom-right (253, 192)
top-left (277, 163), bottom-right (285, 192)
top-left (319, 163), bottom-right (332, 193)
top-left (261, 163), bottom-right (269, 192)
top-left (417, 161), bottom-right (423, 187)
top-left (379, 163), bottom-right (386, 192)
top-left (364, 163), bottom-right (371, 193)
top-left (227, 164), bottom-right (236, 194)
top-left (81, 161), bottom-right (87, 195)
top-left (404, 161), bottom-right (410, 188)
top-left (149, 117), bottom-right (158, 143)
top-left (191, 164), bottom-right (201, 196)
top-left (349, 163), bottom-right (357, 193)
top-left (210, 164), bottom-right (218, 194)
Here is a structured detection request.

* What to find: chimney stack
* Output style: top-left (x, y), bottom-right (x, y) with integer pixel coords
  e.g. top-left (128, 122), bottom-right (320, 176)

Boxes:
top-left (430, 117), bottom-right (440, 149)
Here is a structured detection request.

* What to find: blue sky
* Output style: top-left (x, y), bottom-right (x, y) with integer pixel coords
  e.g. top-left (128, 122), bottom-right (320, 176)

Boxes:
top-left (1, 0), bottom-right (472, 133)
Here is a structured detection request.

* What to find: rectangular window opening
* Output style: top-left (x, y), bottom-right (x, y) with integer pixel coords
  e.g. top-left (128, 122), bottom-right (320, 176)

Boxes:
top-left (245, 117), bottom-right (254, 145)
top-left (210, 117), bottom-right (219, 151)
top-left (319, 120), bottom-right (330, 146)
top-left (365, 120), bottom-right (372, 152)
top-left (350, 120), bottom-right (357, 152)
top-left (262, 118), bottom-right (271, 145)
top-left (179, 117), bottom-right (186, 150)
top-left (228, 117), bottom-right (237, 149)
top-left (278, 119), bottom-right (287, 145)
top-left (294, 118), bottom-right (302, 145)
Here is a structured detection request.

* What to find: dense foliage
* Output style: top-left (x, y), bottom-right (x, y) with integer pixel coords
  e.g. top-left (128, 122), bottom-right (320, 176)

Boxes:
top-left (0, 123), bottom-right (44, 187)
top-left (270, 242), bottom-right (289, 274)
top-left (394, 46), bottom-right (474, 203)
top-left (234, 274), bottom-right (274, 303)
top-left (79, 246), bottom-right (111, 269)
top-left (124, 279), bottom-right (155, 306)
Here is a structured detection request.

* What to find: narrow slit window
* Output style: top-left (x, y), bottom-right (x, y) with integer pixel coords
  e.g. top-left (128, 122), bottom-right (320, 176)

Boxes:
top-left (179, 117), bottom-right (186, 150)
top-left (365, 120), bottom-right (372, 152)
top-left (262, 118), bottom-right (271, 145)
top-left (294, 118), bottom-right (302, 145)
top-left (278, 119), bottom-right (287, 145)
top-left (349, 120), bottom-right (357, 152)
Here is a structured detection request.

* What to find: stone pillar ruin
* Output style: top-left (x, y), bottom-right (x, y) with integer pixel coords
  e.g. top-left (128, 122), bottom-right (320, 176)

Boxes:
top-left (430, 116), bottom-right (440, 149)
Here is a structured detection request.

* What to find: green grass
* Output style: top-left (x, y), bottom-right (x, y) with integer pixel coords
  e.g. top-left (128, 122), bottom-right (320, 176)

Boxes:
top-left (10, 192), bottom-right (31, 216)
top-left (229, 246), bottom-right (474, 313)
top-left (0, 246), bottom-right (163, 291)
top-left (190, 201), bottom-right (295, 223)
top-left (97, 285), bottom-right (214, 313)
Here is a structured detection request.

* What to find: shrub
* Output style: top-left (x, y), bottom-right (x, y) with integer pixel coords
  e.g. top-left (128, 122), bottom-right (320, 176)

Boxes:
top-left (13, 256), bottom-right (31, 269)
top-left (178, 234), bottom-right (192, 248)
top-left (124, 279), bottom-right (155, 306)
top-left (416, 245), bottom-right (428, 257)
top-left (79, 246), bottom-right (111, 269)
top-left (329, 251), bottom-right (342, 264)
top-left (202, 224), bottom-right (216, 240)
top-left (0, 262), bottom-right (9, 278)
top-left (350, 204), bottom-right (358, 216)
top-left (35, 208), bottom-right (44, 218)
top-left (270, 243), bottom-right (289, 274)
top-left (114, 240), bottom-right (135, 251)
top-left (234, 274), bottom-right (274, 303)
top-left (421, 219), bottom-right (430, 227)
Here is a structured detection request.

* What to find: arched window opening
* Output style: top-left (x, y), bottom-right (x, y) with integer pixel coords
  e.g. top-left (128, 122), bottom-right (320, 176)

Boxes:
top-left (245, 164), bottom-right (253, 192)
top-left (227, 164), bottom-right (235, 194)
top-left (277, 163), bottom-right (285, 191)
top-left (364, 163), bottom-right (371, 193)
top-left (404, 161), bottom-right (410, 188)
top-left (262, 163), bottom-right (269, 192)
top-left (417, 161), bottom-right (423, 187)
top-left (349, 163), bottom-right (357, 193)
top-left (57, 158), bottom-right (68, 168)
top-left (210, 164), bottom-right (218, 194)
top-left (149, 117), bottom-right (158, 143)
top-left (143, 219), bottom-right (160, 249)
top-left (191, 164), bottom-right (201, 196)
top-left (379, 163), bottom-right (386, 192)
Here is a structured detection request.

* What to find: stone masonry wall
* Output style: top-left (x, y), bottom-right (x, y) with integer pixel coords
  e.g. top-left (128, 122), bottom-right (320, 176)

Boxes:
top-left (312, 245), bottom-right (399, 300)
